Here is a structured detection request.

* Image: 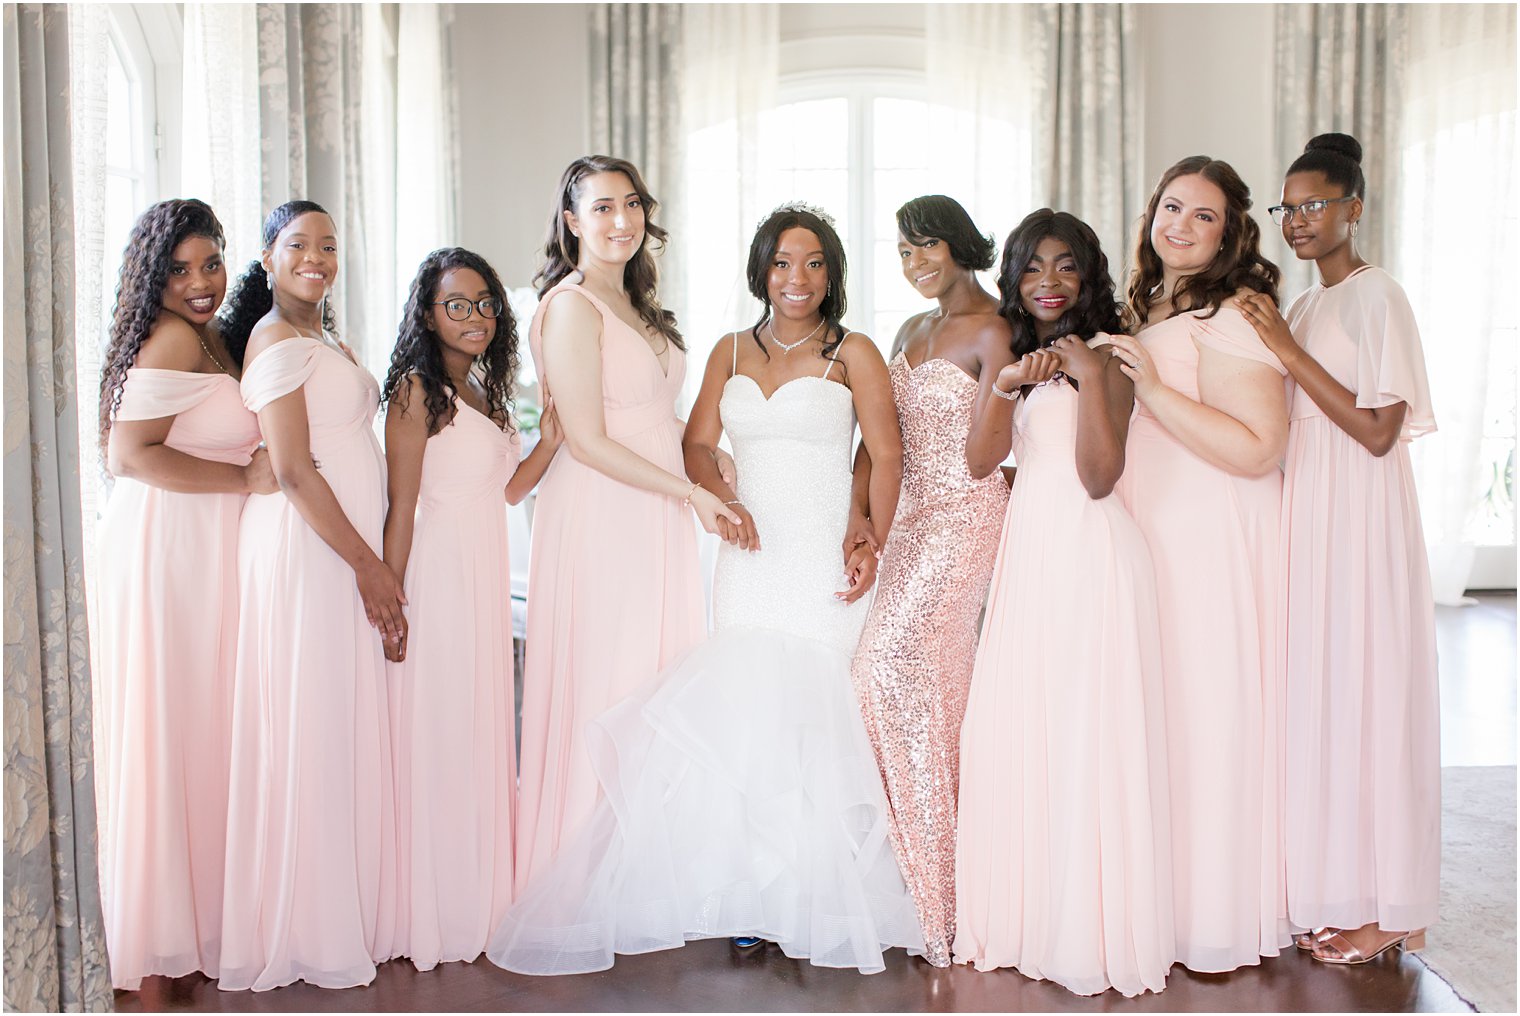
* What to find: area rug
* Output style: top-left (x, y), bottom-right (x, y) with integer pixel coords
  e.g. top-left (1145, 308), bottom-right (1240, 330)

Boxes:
top-left (1415, 766), bottom-right (1516, 1012)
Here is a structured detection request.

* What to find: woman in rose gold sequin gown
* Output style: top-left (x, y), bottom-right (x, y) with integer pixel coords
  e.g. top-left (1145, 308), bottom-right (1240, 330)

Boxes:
top-left (849, 197), bottom-right (1014, 967)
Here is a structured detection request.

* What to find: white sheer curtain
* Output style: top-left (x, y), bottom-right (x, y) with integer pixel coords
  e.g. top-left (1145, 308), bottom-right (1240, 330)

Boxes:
top-left (395, 3), bottom-right (460, 314)
top-left (1395, 4), bottom-right (1517, 600)
top-left (924, 5), bottom-right (1037, 251)
top-left (678, 2), bottom-right (779, 405)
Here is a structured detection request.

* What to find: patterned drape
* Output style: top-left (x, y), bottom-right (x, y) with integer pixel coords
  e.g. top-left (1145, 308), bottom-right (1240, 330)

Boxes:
top-left (2, 4), bottom-right (114, 1011)
top-left (588, 3), bottom-right (686, 321)
top-left (1030, 4), bottom-right (1142, 282)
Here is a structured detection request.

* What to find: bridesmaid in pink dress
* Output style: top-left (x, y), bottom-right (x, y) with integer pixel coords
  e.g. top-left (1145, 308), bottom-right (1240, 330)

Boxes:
top-left (90, 199), bottom-right (275, 989)
top-left (847, 195), bottom-right (1012, 967)
top-left (954, 210), bottom-right (1174, 996)
top-left (380, 248), bottom-right (562, 970)
top-left (217, 201), bottom-right (406, 991)
top-left (1238, 133), bottom-right (1439, 965)
top-left (514, 156), bottom-right (739, 893)
top-left (1106, 158), bottom-right (1293, 973)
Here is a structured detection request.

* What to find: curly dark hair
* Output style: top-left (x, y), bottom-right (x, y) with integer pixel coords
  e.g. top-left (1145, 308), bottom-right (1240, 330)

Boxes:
top-left (381, 248), bottom-right (520, 436)
top-left (98, 198), bottom-right (226, 446)
top-left (534, 154), bottom-right (683, 349)
top-left (896, 194), bottom-right (997, 271)
top-left (1124, 156), bottom-right (1280, 330)
top-left (1287, 132), bottom-right (1365, 199)
top-left (998, 209), bottom-right (1125, 359)
top-left (217, 199), bottom-right (338, 365)
top-left (744, 203), bottom-right (850, 361)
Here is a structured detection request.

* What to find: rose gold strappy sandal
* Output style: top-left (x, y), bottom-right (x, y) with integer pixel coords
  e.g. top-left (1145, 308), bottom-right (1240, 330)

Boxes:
top-left (1311, 928), bottom-right (1426, 965)
top-left (1294, 927), bottom-right (1332, 952)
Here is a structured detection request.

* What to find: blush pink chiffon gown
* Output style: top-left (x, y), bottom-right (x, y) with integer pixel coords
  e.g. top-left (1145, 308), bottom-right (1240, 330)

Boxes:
top-left (388, 399), bottom-right (521, 970)
top-left (1116, 307), bottom-right (1292, 973)
top-left (955, 349), bottom-right (1174, 997)
top-left (219, 337), bottom-right (398, 991)
top-left (513, 282), bottom-right (704, 895)
top-left (91, 368), bottom-right (260, 989)
top-left (1280, 266), bottom-right (1440, 934)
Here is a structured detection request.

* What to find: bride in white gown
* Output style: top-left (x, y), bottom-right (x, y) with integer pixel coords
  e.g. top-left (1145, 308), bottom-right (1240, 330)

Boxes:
top-left (488, 204), bottom-right (921, 975)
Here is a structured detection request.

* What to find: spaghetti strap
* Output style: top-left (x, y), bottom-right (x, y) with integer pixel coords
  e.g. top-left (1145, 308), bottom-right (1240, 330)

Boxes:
top-left (822, 331), bottom-right (851, 380)
top-left (730, 332), bottom-right (739, 375)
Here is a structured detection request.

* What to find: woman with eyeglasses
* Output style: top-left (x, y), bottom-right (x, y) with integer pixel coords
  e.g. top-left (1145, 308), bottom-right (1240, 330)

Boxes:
top-left (1105, 157), bottom-right (1292, 973)
top-left (379, 248), bottom-right (562, 970)
top-left (1237, 133), bottom-right (1439, 966)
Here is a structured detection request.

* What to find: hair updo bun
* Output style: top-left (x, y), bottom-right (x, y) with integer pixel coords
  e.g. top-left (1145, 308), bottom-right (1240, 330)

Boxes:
top-left (1287, 131), bottom-right (1366, 199)
top-left (1305, 132), bottom-right (1362, 164)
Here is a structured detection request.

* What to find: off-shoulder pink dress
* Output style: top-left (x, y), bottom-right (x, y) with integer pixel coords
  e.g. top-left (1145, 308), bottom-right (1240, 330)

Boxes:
top-left (389, 399), bottom-right (521, 970)
top-left (514, 282), bottom-right (704, 894)
top-left (1280, 266), bottom-right (1440, 933)
top-left (91, 369), bottom-right (260, 989)
top-left (955, 346), bottom-right (1174, 997)
top-left (1116, 307), bottom-right (1291, 973)
top-left (219, 337), bottom-right (398, 991)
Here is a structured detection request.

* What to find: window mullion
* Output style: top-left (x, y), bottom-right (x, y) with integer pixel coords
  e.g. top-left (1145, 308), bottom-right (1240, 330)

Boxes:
top-left (851, 88), bottom-right (871, 339)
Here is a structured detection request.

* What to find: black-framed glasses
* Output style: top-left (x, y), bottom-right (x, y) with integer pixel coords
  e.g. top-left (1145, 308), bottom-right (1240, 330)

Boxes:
top-left (1268, 196), bottom-right (1357, 226)
top-left (432, 297), bottom-right (502, 321)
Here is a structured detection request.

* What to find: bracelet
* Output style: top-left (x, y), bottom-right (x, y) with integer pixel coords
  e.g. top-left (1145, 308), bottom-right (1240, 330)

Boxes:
top-left (723, 499), bottom-right (743, 507)
top-left (990, 383), bottom-right (1018, 401)
top-left (681, 482), bottom-right (701, 507)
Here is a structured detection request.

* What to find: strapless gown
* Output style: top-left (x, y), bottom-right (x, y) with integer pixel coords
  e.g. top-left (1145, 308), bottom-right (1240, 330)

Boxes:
top-left (487, 365), bottom-right (925, 976)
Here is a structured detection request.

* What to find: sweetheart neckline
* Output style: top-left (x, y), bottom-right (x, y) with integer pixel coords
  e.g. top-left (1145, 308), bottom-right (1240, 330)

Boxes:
top-left (722, 372), bottom-right (851, 404)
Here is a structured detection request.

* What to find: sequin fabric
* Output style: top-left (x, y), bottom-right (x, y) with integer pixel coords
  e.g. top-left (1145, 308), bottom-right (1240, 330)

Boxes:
top-left (850, 354), bottom-right (1009, 966)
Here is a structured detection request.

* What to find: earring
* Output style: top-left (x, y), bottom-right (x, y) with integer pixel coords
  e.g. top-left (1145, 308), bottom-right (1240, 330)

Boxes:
top-left (1351, 221), bottom-right (1360, 237)
top-left (265, 270), bottom-right (274, 291)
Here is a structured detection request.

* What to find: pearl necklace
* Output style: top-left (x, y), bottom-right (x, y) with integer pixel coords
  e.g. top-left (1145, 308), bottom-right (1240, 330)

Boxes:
top-left (766, 316), bottom-right (826, 354)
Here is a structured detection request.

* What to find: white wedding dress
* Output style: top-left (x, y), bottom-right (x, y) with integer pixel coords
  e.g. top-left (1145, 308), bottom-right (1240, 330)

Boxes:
top-left (488, 351), bottom-right (925, 976)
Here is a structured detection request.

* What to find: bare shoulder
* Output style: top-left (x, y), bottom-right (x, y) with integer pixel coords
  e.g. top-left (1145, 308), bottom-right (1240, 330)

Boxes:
top-left (540, 288), bottom-right (600, 336)
top-left (704, 331), bottom-right (741, 373)
top-left (837, 330), bottom-right (885, 367)
top-left (244, 314), bottom-right (312, 363)
top-left (388, 371), bottom-right (428, 418)
top-left (133, 314), bottom-right (207, 371)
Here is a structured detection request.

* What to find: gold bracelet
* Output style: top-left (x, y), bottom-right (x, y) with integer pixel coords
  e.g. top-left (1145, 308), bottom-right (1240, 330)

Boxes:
top-left (681, 482), bottom-right (701, 507)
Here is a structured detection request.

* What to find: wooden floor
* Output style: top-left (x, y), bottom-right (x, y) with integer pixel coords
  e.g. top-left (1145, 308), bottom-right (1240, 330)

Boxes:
top-left (117, 594), bottom-right (1514, 1013)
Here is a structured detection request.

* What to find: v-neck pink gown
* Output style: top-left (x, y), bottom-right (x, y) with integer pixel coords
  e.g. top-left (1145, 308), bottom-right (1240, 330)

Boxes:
top-left (389, 399), bottom-right (522, 970)
top-left (1115, 307), bottom-right (1291, 973)
top-left (219, 337), bottom-right (398, 991)
top-left (1280, 266), bottom-right (1440, 933)
top-left (91, 368), bottom-right (260, 989)
top-left (514, 282), bottom-right (704, 895)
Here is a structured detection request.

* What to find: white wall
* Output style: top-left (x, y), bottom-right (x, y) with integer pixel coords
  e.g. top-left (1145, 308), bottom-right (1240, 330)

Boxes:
top-left (451, 3), bottom-right (1284, 286)
top-left (1138, 5), bottom-right (1280, 238)
top-left (452, 3), bottom-right (590, 288)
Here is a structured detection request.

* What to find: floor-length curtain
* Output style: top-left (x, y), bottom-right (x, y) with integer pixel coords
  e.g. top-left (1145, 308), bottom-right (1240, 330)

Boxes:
top-left (677, 3), bottom-right (778, 406)
top-left (926, 4), bottom-right (1140, 279)
top-left (1274, 3), bottom-right (1518, 600)
top-left (589, 4), bottom-right (687, 341)
top-left (395, 3), bottom-right (460, 310)
top-left (3, 5), bottom-right (114, 1010)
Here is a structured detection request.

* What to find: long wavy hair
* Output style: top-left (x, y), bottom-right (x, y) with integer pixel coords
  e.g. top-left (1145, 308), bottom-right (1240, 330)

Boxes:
top-left (381, 247), bottom-right (520, 435)
top-left (896, 194), bottom-right (996, 271)
top-left (1124, 156), bottom-right (1280, 330)
top-left (998, 208), bottom-right (1124, 359)
top-left (98, 198), bottom-right (226, 445)
top-left (744, 203), bottom-right (850, 361)
top-left (218, 199), bottom-right (338, 365)
top-left (533, 154), bottom-right (683, 349)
